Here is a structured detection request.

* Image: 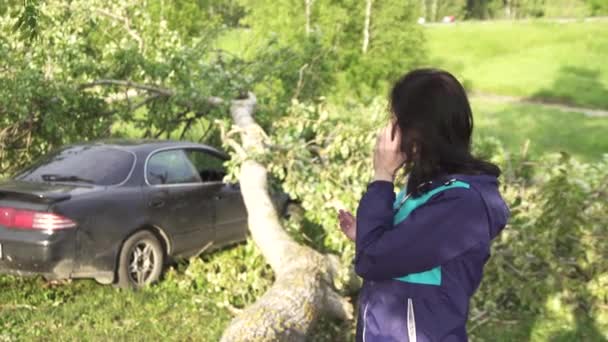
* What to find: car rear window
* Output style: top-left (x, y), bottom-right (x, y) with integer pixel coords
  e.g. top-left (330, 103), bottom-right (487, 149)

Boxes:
top-left (15, 146), bottom-right (135, 186)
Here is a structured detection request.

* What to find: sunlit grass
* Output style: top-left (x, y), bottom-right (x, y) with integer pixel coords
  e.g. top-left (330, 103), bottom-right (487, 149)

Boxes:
top-left (426, 20), bottom-right (608, 109)
top-left (472, 293), bottom-right (607, 342)
top-left (472, 99), bottom-right (608, 161)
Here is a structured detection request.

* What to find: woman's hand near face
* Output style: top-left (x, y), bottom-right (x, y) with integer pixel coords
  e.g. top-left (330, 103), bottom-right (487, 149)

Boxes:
top-left (373, 123), bottom-right (407, 182)
top-left (338, 209), bottom-right (356, 241)
top-left (338, 124), bottom-right (403, 242)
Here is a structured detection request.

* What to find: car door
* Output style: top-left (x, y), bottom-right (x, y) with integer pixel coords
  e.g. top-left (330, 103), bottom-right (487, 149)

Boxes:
top-left (144, 148), bottom-right (218, 256)
top-left (184, 148), bottom-right (248, 246)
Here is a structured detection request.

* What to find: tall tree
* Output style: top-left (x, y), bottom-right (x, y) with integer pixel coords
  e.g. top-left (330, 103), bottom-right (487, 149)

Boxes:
top-left (504, 0), bottom-right (512, 18)
top-left (305, 0), bottom-right (314, 35)
top-left (420, 0), bottom-right (427, 18)
top-left (430, 0), bottom-right (439, 21)
top-left (362, 0), bottom-right (373, 53)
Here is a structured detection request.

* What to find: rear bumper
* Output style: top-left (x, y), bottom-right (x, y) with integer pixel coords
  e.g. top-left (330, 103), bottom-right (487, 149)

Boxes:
top-left (0, 227), bottom-right (76, 279)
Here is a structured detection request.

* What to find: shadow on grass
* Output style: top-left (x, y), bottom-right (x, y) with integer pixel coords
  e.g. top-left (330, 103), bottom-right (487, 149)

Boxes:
top-left (529, 65), bottom-right (608, 110)
top-left (526, 286), bottom-right (608, 342)
top-left (548, 308), bottom-right (608, 342)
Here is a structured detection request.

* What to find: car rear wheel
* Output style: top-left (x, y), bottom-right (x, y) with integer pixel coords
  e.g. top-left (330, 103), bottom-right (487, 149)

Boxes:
top-left (116, 230), bottom-right (164, 289)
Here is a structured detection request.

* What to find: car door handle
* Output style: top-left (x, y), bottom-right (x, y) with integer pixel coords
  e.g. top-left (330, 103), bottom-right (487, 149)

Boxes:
top-left (149, 198), bottom-right (166, 208)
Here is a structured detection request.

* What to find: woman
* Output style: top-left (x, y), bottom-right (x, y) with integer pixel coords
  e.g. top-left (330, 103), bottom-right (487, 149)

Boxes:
top-left (338, 69), bottom-right (509, 341)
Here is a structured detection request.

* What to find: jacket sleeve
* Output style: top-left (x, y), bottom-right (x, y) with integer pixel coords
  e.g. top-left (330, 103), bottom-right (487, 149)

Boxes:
top-left (354, 180), bottom-right (489, 281)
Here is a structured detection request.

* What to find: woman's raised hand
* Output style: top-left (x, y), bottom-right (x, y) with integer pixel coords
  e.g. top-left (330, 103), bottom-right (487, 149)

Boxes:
top-left (373, 123), bottom-right (407, 182)
top-left (338, 209), bottom-right (356, 241)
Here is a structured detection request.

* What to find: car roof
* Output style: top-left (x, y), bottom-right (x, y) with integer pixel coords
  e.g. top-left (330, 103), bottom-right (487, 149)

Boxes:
top-left (69, 139), bottom-right (228, 158)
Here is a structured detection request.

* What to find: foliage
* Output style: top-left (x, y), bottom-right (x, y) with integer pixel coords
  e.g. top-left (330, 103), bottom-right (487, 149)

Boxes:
top-left (587, 0), bottom-right (608, 15)
top-left (339, 0), bottom-right (426, 98)
top-left (472, 153), bottom-right (608, 340)
top-left (237, 0), bottom-right (425, 100)
top-left (0, 0), bottom-right (314, 177)
top-left (145, 0), bottom-right (247, 36)
top-left (1, 0), bottom-right (210, 174)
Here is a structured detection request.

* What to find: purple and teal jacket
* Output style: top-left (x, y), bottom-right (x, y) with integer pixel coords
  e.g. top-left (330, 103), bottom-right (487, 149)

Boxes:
top-left (354, 174), bottom-right (509, 342)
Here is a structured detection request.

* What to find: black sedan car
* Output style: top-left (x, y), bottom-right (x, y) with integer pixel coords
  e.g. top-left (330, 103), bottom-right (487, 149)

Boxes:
top-left (0, 140), bottom-right (287, 288)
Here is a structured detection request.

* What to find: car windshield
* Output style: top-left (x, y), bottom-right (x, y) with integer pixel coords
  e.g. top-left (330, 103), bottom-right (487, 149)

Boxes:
top-left (15, 145), bottom-right (135, 186)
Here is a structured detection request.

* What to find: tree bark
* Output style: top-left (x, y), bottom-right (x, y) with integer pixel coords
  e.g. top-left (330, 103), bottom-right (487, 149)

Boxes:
top-left (305, 0), bottom-right (313, 36)
top-left (220, 93), bottom-right (354, 342)
top-left (362, 0), bottom-right (373, 54)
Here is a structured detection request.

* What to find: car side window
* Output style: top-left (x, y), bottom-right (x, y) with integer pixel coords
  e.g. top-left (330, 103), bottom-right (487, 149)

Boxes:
top-left (185, 149), bottom-right (227, 183)
top-left (147, 149), bottom-right (201, 185)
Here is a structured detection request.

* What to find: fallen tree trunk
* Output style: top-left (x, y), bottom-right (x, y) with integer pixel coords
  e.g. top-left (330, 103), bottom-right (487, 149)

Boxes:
top-left (220, 93), bottom-right (354, 341)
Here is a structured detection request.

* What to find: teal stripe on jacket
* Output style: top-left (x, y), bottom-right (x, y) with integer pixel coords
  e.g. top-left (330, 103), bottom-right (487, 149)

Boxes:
top-left (392, 180), bottom-right (470, 285)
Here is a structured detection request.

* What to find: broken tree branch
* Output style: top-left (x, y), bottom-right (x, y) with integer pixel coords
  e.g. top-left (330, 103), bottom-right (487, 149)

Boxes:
top-left (79, 79), bottom-right (174, 96)
top-left (96, 8), bottom-right (145, 52)
top-left (219, 93), bottom-right (354, 341)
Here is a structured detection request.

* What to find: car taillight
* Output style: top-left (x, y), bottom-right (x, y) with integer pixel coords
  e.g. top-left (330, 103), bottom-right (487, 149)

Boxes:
top-left (0, 207), bottom-right (76, 231)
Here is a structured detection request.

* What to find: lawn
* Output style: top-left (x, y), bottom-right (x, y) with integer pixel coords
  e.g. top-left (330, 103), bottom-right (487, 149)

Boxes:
top-left (426, 20), bottom-right (608, 109)
top-left (0, 243), bottom-right (275, 341)
top-left (0, 265), bottom-right (233, 341)
top-left (472, 99), bottom-right (608, 161)
top-left (2, 250), bottom-right (606, 342)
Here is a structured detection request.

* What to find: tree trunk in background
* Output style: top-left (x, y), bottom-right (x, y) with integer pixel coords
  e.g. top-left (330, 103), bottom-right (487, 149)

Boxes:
top-left (420, 0), bottom-right (427, 20)
top-left (466, 0), bottom-right (484, 19)
top-left (430, 0), bottom-right (438, 22)
top-left (305, 0), bottom-right (313, 36)
top-left (362, 0), bottom-right (373, 53)
top-left (504, 0), bottom-right (512, 18)
top-left (220, 93), bottom-right (354, 342)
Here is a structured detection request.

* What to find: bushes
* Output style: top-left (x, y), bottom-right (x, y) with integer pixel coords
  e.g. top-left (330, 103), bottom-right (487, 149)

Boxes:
top-left (473, 153), bottom-right (608, 337)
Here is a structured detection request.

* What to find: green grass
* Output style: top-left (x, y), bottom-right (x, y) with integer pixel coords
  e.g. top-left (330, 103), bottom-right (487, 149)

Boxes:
top-left (473, 313), bottom-right (608, 342)
top-left (2, 270), bottom-right (606, 341)
top-left (472, 99), bottom-right (608, 161)
top-left (0, 276), bottom-right (231, 341)
top-left (426, 20), bottom-right (608, 109)
top-left (0, 242), bottom-right (274, 341)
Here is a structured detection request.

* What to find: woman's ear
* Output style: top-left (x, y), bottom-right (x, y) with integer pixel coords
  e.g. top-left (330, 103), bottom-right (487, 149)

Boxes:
top-left (390, 119), bottom-right (399, 140)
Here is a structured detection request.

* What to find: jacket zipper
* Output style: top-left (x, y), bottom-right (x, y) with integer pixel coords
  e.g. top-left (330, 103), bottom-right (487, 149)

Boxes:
top-left (407, 298), bottom-right (417, 342)
top-left (362, 303), bottom-right (369, 342)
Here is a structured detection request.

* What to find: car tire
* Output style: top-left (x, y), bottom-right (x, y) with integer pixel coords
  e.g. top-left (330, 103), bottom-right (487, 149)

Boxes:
top-left (115, 230), bottom-right (164, 289)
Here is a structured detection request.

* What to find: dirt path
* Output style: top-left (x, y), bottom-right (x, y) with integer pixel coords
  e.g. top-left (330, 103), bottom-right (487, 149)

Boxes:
top-left (470, 92), bottom-right (608, 118)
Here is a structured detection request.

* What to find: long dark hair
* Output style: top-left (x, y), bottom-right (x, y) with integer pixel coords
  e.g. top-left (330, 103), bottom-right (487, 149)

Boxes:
top-left (389, 68), bottom-right (500, 195)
